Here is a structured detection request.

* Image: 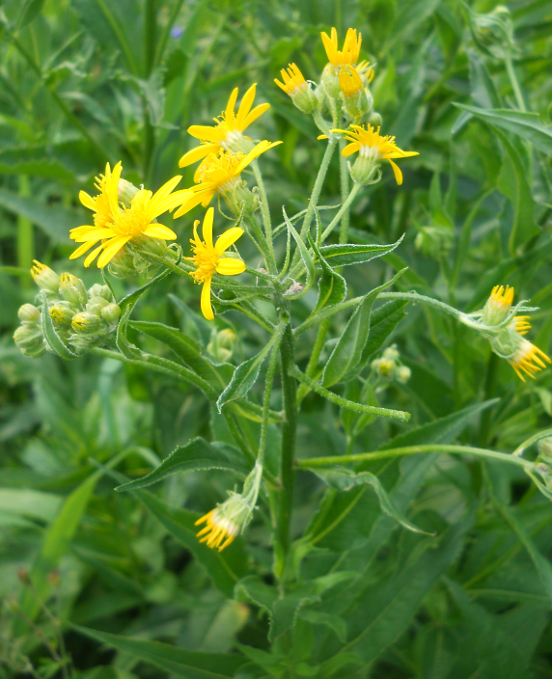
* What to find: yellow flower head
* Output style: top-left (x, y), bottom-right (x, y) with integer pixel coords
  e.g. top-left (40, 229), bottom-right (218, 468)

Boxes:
top-left (490, 284), bottom-right (514, 308)
top-left (70, 163), bottom-right (186, 268)
top-left (321, 27), bottom-right (362, 68)
top-left (186, 207), bottom-right (246, 320)
top-left (332, 124), bottom-right (419, 185)
top-left (513, 316), bottom-right (531, 335)
top-left (31, 261), bottom-right (60, 292)
top-left (174, 141), bottom-right (281, 218)
top-left (195, 508), bottom-right (239, 551)
top-left (509, 340), bottom-right (551, 382)
top-left (275, 63), bottom-right (308, 96)
top-left (339, 65), bottom-right (363, 97)
top-left (179, 84), bottom-right (270, 168)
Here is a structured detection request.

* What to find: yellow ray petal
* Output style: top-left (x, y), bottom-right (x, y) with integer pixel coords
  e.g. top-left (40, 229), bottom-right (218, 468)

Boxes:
top-left (179, 144), bottom-right (218, 168)
top-left (216, 257), bottom-right (246, 276)
top-left (201, 277), bottom-right (214, 320)
top-left (202, 207), bottom-right (214, 248)
top-left (70, 225), bottom-right (99, 238)
top-left (243, 103), bottom-right (270, 130)
top-left (173, 191), bottom-right (211, 218)
top-left (388, 159), bottom-right (403, 185)
top-left (187, 125), bottom-right (227, 143)
top-left (236, 140), bottom-right (282, 174)
top-left (97, 236), bottom-right (130, 268)
top-left (69, 240), bottom-right (100, 259)
top-left (142, 224), bottom-right (177, 240)
top-left (84, 244), bottom-right (104, 268)
top-left (214, 227), bottom-right (244, 255)
top-left (152, 175), bottom-right (182, 203)
top-left (225, 87), bottom-right (239, 123)
top-left (341, 143), bottom-right (360, 157)
top-left (236, 83), bottom-right (256, 126)
top-left (79, 191), bottom-right (96, 211)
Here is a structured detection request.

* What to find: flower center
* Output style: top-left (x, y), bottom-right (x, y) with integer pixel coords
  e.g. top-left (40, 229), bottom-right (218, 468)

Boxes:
top-left (190, 241), bottom-right (219, 283)
top-left (110, 191), bottom-right (153, 238)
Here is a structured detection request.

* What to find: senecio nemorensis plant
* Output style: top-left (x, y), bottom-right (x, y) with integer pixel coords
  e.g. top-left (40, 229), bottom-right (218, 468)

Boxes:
top-left (13, 23), bottom-right (552, 662)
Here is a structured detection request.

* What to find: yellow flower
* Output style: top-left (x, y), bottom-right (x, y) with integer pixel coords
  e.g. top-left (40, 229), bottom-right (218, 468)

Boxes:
top-left (332, 124), bottom-right (419, 185)
top-left (195, 509), bottom-right (238, 551)
top-left (321, 27), bottom-right (362, 68)
top-left (513, 316), bottom-right (531, 335)
top-left (186, 207), bottom-right (246, 320)
top-left (70, 163), bottom-right (186, 268)
top-left (339, 65), bottom-right (363, 97)
top-left (174, 141), bottom-right (281, 218)
top-left (509, 340), bottom-right (551, 382)
top-left (179, 84), bottom-right (270, 168)
top-left (275, 63), bottom-right (308, 96)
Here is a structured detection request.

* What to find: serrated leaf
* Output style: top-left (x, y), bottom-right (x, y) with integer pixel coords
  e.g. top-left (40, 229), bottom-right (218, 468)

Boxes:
top-left (216, 331), bottom-right (280, 411)
top-left (318, 235), bottom-right (404, 267)
top-left (308, 233), bottom-right (347, 314)
top-left (322, 270), bottom-right (405, 387)
top-left (116, 438), bottom-right (247, 492)
top-left (71, 625), bottom-right (247, 679)
top-left (41, 301), bottom-right (77, 360)
top-left (314, 466), bottom-right (430, 535)
top-left (453, 104), bottom-right (552, 157)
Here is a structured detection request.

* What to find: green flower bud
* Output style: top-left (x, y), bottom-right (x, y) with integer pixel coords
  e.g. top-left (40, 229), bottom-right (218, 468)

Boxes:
top-left (207, 328), bottom-right (236, 363)
top-left (100, 303), bottom-right (121, 324)
top-left (72, 312), bottom-right (101, 334)
top-left (18, 303), bottom-right (40, 323)
top-left (368, 111), bottom-right (382, 128)
top-left (349, 154), bottom-right (381, 185)
top-left (86, 296), bottom-right (110, 314)
top-left (59, 273), bottom-right (88, 307)
top-left (88, 283), bottom-right (113, 301)
top-left (31, 261), bottom-right (60, 293)
top-left (321, 64), bottom-right (341, 100)
top-left (396, 365), bottom-right (411, 383)
top-left (50, 303), bottom-right (76, 328)
top-left (481, 285), bottom-right (514, 326)
top-left (221, 180), bottom-right (259, 217)
top-left (382, 344), bottom-right (400, 361)
top-left (538, 436), bottom-right (552, 464)
top-left (371, 357), bottom-right (396, 379)
top-left (13, 324), bottom-right (45, 357)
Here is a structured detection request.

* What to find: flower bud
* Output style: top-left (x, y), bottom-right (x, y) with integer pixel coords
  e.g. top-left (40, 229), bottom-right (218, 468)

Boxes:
top-left (221, 180), bottom-right (259, 217)
top-left (72, 312), bottom-right (101, 334)
top-left (481, 285), bottom-right (514, 326)
top-left (371, 357), bottom-right (396, 379)
top-left (275, 63), bottom-right (319, 114)
top-left (368, 111), bottom-right (382, 128)
top-left (31, 260), bottom-right (60, 293)
top-left (349, 154), bottom-right (381, 185)
top-left (59, 273), bottom-right (87, 307)
top-left (382, 344), bottom-right (400, 361)
top-left (207, 328), bottom-right (236, 363)
top-left (88, 284), bottom-right (113, 302)
top-left (396, 365), bottom-right (411, 383)
top-left (321, 64), bottom-right (341, 99)
top-left (538, 436), bottom-right (552, 464)
top-left (13, 324), bottom-right (46, 357)
top-left (86, 296), bottom-right (110, 315)
top-left (18, 303), bottom-right (40, 323)
top-left (101, 302), bottom-right (122, 324)
top-left (49, 303), bottom-right (76, 328)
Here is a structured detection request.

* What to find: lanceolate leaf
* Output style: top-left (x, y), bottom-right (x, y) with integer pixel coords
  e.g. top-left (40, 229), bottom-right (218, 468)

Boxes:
top-left (41, 300), bottom-right (77, 360)
top-left (359, 300), bottom-right (407, 364)
top-left (284, 207), bottom-right (315, 297)
top-left (322, 270), bottom-right (405, 387)
top-left (115, 438), bottom-right (247, 492)
top-left (71, 625), bottom-right (248, 679)
top-left (309, 232), bottom-right (347, 314)
top-left (318, 235), bottom-right (404, 267)
top-left (453, 104), bottom-right (552, 157)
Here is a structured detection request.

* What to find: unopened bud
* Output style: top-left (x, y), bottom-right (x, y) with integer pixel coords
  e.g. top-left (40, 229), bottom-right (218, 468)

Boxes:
top-left (18, 303), bottom-right (40, 323)
top-left (86, 296), bottom-right (110, 314)
top-left (368, 111), bottom-right (382, 128)
top-left (59, 273), bottom-right (87, 307)
top-left (88, 284), bottom-right (113, 302)
top-left (72, 312), bottom-right (101, 334)
top-left (13, 324), bottom-right (45, 356)
top-left (396, 365), bottom-right (411, 383)
top-left (100, 303), bottom-right (121, 324)
top-left (482, 285), bottom-right (514, 326)
top-left (50, 303), bottom-right (75, 328)
top-left (321, 64), bottom-right (341, 99)
top-left (207, 328), bottom-right (236, 363)
top-left (382, 344), bottom-right (400, 361)
top-left (31, 260), bottom-right (59, 293)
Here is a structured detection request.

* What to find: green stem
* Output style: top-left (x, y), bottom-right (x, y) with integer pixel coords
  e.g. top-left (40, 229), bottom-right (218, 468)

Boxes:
top-left (245, 214), bottom-right (275, 271)
top-left (291, 366), bottom-right (410, 422)
top-left (505, 49), bottom-right (526, 112)
top-left (296, 444), bottom-right (536, 471)
top-left (276, 323), bottom-right (297, 574)
top-left (320, 182), bottom-right (361, 243)
top-left (339, 138), bottom-right (350, 245)
top-left (300, 139), bottom-right (338, 240)
top-left (297, 319), bottom-right (329, 405)
top-left (17, 175), bottom-right (33, 288)
top-left (258, 327), bottom-right (284, 465)
top-left (251, 161), bottom-right (277, 273)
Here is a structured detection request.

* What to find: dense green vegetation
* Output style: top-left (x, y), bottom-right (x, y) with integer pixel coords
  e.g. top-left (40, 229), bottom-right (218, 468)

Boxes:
top-left (2, 0), bottom-right (552, 677)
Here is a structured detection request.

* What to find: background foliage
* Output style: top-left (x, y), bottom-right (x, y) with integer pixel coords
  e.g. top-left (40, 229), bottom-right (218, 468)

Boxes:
top-left (2, 0), bottom-right (552, 676)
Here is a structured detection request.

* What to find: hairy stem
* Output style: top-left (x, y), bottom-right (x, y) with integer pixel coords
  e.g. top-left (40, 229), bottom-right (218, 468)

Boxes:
top-left (339, 138), bottom-right (350, 244)
top-left (320, 182), bottom-right (361, 242)
top-left (297, 319), bottom-right (329, 405)
top-left (300, 140), bottom-right (338, 240)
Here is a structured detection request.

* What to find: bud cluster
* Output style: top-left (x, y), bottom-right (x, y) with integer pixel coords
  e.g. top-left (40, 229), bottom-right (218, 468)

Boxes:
top-left (371, 344), bottom-right (411, 384)
top-left (14, 262), bottom-right (122, 358)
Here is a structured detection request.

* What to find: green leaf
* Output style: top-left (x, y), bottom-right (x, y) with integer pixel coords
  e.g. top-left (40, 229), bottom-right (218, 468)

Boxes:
top-left (71, 625), bottom-right (248, 679)
top-left (318, 235), bottom-right (404, 267)
top-left (136, 489), bottom-right (248, 598)
top-left (313, 466), bottom-right (431, 535)
top-left (0, 187), bottom-right (76, 243)
top-left (130, 321), bottom-right (227, 391)
top-left (115, 438), bottom-right (247, 492)
top-left (468, 50), bottom-right (501, 109)
top-left (18, 0), bottom-right (46, 28)
top-left (495, 129), bottom-right (538, 255)
top-left (216, 330), bottom-right (281, 412)
top-left (284, 207), bottom-right (315, 297)
top-left (453, 104), bottom-right (552, 156)
top-left (359, 300), bottom-right (408, 364)
top-left (308, 233), bottom-right (347, 315)
top-left (321, 270), bottom-right (405, 387)
top-left (41, 300), bottom-right (77, 360)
